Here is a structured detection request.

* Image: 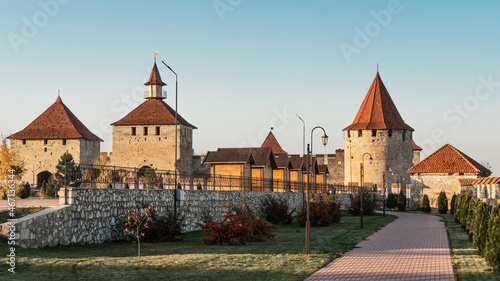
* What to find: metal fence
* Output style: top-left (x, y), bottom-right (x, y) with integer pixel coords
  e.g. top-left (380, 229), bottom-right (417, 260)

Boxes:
top-left (65, 163), bottom-right (362, 194)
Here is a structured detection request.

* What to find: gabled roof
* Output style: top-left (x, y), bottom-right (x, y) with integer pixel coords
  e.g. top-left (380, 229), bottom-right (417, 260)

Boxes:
top-left (203, 147), bottom-right (277, 169)
top-left (344, 72), bottom-right (413, 131)
top-left (274, 155), bottom-right (293, 169)
top-left (412, 141), bottom-right (423, 151)
top-left (288, 155), bottom-right (304, 171)
top-left (406, 144), bottom-right (491, 175)
top-left (111, 100), bottom-right (197, 128)
top-left (203, 149), bottom-right (255, 164)
top-left (318, 164), bottom-right (330, 174)
top-left (8, 96), bottom-right (103, 142)
top-left (261, 131), bottom-right (287, 155)
top-left (144, 63), bottom-right (166, 86)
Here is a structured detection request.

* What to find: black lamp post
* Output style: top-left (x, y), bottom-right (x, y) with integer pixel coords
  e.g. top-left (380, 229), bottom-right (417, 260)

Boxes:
top-left (162, 60), bottom-right (178, 217)
top-left (306, 126), bottom-right (328, 255)
top-left (359, 152), bottom-right (373, 229)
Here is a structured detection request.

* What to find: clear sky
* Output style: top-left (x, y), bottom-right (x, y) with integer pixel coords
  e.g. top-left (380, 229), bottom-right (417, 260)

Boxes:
top-left (2, 0), bottom-right (500, 175)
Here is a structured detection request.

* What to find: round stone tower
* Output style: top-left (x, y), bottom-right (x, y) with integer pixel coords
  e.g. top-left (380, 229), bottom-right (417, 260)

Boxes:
top-left (343, 72), bottom-right (414, 189)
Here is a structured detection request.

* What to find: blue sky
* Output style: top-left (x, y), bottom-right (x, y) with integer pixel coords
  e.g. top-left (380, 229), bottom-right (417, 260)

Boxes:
top-left (2, 0), bottom-right (500, 175)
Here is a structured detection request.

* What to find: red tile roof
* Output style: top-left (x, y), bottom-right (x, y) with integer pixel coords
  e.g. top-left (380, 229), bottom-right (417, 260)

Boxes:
top-left (344, 72), bottom-right (413, 131)
top-left (406, 144), bottom-right (491, 175)
top-left (144, 63), bottom-right (166, 86)
top-left (111, 100), bottom-right (197, 128)
top-left (8, 96), bottom-right (103, 141)
top-left (261, 131), bottom-right (287, 155)
top-left (412, 141), bottom-right (423, 151)
top-left (472, 177), bottom-right (500, 185)
top-left (458, 178), bottom-right (475, 186)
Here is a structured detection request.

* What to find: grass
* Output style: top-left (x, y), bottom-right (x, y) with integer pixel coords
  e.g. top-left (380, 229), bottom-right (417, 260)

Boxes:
top-left (0, 207), bottom-right (48, 224)
top-left (440, 213), bottom-right (500, 281)
top-left (0, 212), bottom-right (395, 281)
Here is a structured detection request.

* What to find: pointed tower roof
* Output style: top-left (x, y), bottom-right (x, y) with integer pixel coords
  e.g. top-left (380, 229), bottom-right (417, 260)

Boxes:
top-left (144, 63), bottom-right (166, 86)
top-left (344, 72), bottom-right (413, 131)
top-left (8, 96), bottom-right (103, 141)
top-left (412, 141), bottom-right (423, 151)
top-left (261, 131), bottom-right (287, 155)
top-left (406, 144), bottom-right (491, 175)
top-left (111, 100), bottom-right (197, 128)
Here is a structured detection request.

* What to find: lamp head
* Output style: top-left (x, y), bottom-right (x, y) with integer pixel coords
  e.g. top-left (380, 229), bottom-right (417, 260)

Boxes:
top-left (369, 156), bottom-right (373, 164)
top-left (321, 134), bottom-right (328, 146)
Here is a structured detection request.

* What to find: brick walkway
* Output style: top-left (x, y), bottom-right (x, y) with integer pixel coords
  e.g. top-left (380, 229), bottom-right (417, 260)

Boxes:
top-left (306, 212), bottom-right (455, 281)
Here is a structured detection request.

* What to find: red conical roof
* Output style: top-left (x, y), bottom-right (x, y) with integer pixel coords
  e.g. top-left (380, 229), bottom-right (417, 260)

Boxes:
top-left (144, 63), bottom-right (166, 86)
top-left (344, 72), bottom-right (413, 131)
top-left (8, 97), bottom-right (103, 141)
top-left (261, 131), bottom-right (287, 155)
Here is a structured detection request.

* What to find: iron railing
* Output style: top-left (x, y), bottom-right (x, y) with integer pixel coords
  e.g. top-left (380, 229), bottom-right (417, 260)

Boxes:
top-left (66, 163), bottom-right (362, 194)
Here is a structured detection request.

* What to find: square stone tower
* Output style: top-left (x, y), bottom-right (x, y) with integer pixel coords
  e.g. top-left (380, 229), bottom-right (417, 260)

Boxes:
top-left (8, 96), bottom-right (102, 187)
top-left (111, 62), bottom-right (197, 173)
top-left (343, 72), bottom-right (414, 189)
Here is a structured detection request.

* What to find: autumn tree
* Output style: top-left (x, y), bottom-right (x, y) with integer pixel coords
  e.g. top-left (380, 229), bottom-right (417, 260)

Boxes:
top-left (0, 138), bottom-right (25, 199)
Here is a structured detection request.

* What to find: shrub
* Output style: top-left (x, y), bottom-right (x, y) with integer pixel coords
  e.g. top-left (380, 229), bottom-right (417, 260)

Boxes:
top-left (460, 193), bottom-right (472, 229)
top-left (485, 203), bottom-right (500, 271)
top-left (258, 195), bottom-right (293, 225)
top-left (421, 195), bottom-right (431, 213)
top-left (17, 182), bottom-right (31, 199)
top-left (298, 203), bottom-right (332, 227)
top-left (144, 209), bottom-right (184, 242)
top-left (349, 192), bottom-right (374, 216)
top-left (43, 178), bottom-right (61, 198)
top-left (124, 183), bottom-right (130, 189)
top-left (200, 211), bottom-right (275, 245)
top-left (466, 200), bottom-right (477, 238)
top-left (125, 208), bottom-right (152, 258)
top-left (450, 194), bottom-right (457, 215)
top-left (438, 191), bottom-right (448, 214)
top-left (454, 194), bottom-right (463, 223)
top-left (386, 193), bottom-right (397, 210)
top-left (397, 189), bottom-right (406, 212)
top-left (473, 201), bottom-right (491, 256)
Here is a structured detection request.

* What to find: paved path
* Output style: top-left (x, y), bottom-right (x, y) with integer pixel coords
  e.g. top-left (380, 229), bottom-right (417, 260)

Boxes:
top-left (306, 212), bottom-right (455, 281)
top-left (0, 199), bottom-right (59, 210)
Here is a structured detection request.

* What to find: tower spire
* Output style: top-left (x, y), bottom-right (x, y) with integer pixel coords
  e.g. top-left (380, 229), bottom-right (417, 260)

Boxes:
top-left (144, 55), bottom-right (166, 100)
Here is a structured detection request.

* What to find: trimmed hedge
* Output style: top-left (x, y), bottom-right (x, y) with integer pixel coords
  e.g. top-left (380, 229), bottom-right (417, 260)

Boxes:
top-left (421, 195), bottom-right (431, 213)
top-left (438, 191), bottom-right (448, 214)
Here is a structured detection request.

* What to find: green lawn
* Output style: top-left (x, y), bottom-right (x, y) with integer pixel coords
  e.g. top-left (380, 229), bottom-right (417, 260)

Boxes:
top-left (440, 214), bottom-right (500, 281)
top-left (0, 213), bottom-right (395, 281)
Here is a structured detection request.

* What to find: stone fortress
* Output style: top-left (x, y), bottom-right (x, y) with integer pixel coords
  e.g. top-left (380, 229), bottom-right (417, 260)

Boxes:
top-left (7, 61), bottom-right (495, 208)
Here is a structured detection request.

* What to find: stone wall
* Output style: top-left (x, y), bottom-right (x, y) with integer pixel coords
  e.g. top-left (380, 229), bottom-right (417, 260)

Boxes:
top-left (344, 129), bottom-right (413, 187)
top-left (410, 173), bottom-right (478, 208)
top-left (111, 124), bottom-right (193, 173)
top-left (6, 188), bottom-right (306, 249)
top-left (11, 138), bottom-right (100, 186)
top-left (318, 150), bottom-right (345, 185)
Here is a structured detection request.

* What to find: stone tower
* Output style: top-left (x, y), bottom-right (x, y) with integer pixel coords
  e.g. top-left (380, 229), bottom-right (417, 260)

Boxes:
top-left (8, 96), bottom-right (102, 187)
top-left (343, 72), bottom-right (414, 189)
top-left (111, 62), bottom-right (197, 173)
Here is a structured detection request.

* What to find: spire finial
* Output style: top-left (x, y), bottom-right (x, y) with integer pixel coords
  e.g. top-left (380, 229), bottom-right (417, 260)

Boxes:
top-left (58, 89), bottom-right (60, 97)
top-left (154, 51), bottom-right (158, 63)
top-left (377, 63), bottom-right (379, 73)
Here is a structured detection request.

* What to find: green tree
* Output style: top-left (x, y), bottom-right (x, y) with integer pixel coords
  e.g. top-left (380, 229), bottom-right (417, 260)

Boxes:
top-left (17, 182), bottom-right (31, 199)
top-left (450, 194), bottom-right (457, 215)
top-left (485, 203), bottom-right (500, 271)
top-left (421, 194), bottom-right (431, 213)
top-left (454, 194), bottom-right (463, 223)
top-left (460, 193), bottom-right (472, 229)
top-left (397, 189), bottom-right (406, 212)
top-left (55, 151), bottom-right (81, 187)
top-left (386, 193), bottom-right (397, 210)
top-left (466, 199), bottom-right (477, 239)
top-left (473, 201), bottom-right (491, 256)
top-left (438, 191), bottom-right (448, 214)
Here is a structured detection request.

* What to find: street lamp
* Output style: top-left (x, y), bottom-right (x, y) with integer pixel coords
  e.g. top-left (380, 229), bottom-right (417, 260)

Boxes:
top-left (359, 152), bottom-right (373, 229)
top-left (296, 114), bottom-right (305, 156)
top-left (162, 60), bottom-right (178, 217)
top-left (306, 126), bottom-right (328, 255)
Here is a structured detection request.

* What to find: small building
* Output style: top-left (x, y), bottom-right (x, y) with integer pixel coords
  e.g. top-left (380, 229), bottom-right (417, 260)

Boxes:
top-left (316, 150), bottom-right (345, 185)
top-left (273, 154), bottom-right (293, 192)
top-left (407, 143), bottom-right (491, 207)
top-left (288, 155), bottom-right (305, 192)
top-left (8, 96), bottom-right (102, 187)
top-left (111, 62), bottom-right (197, 173)
top-left (203, 147), bottom-right (277, 191)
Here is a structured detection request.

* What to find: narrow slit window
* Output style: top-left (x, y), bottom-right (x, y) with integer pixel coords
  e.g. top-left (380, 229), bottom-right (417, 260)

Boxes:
top-left (347, 131), bottom-right (351, 138)
top-left (388, 129), bottom-right (393, 137)
top-left (402, 130), bottom-right (406, 141)
top-left (22, 140), bottom-right (26, 145)
top-left (155, 127), bottom-right (160, 135)
top-left (62, 139), bottom-right (66, 145)
top-left (358, 130), bottom-right (362, 137)
top-left (131, 127), bottom-right (136, 136)
top-left (371, 130), bottom-right (377, 137)
top-left (143, 127), bottom-right (148, 136)
top-left (44, 139), bottom-right (48, 145)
